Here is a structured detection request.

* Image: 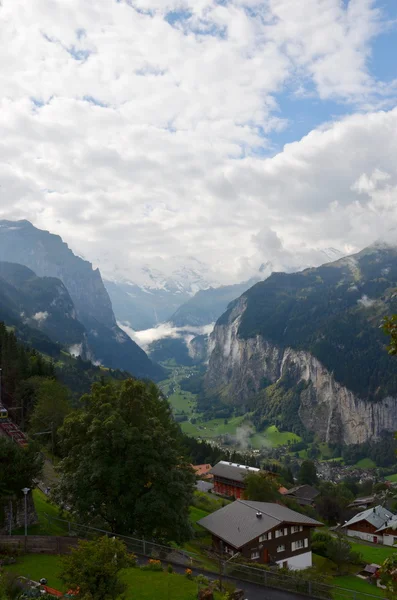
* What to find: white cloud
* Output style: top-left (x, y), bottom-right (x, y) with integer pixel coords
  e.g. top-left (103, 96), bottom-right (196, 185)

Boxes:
top-left (0, 1), bottom-right (396, 285)
top-left (357, 294), bottom-right (376, 308)
top-left (119, 321), bottom-right (214, 349)
top-left (32, 311), bottom-right (49, 323)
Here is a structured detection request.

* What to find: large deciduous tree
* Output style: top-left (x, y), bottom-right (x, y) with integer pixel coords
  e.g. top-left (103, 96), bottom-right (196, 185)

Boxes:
top-left (243, 472), bottom-right (280, 502)
top-left (55, 379), bottom-right (195, 543)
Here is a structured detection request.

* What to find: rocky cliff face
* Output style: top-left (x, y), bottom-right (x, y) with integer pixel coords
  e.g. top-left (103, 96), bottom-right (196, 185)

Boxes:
top-left (205, 298), bottom-right (397, 445)
top-left (0, 221), bottom-right (164, 381)
top-left (0, 220), bottom-right (115, 328)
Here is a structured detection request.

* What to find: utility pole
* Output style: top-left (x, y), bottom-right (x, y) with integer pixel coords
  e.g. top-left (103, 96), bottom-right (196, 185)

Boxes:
top-left (22, 487), bottom-right (30, 550)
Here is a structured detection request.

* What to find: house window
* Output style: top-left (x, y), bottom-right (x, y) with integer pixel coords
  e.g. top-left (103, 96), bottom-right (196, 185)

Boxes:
top-left (291, 525), bottom-right (299, 533)
top-left (275, 529), bottom-right (283, 538)
top-left (284, 527), bottom-right (288, 536)
top-left (292, 539), bottom-right (304, 551)
top-left (304, 538), bottom-right (309, 548)
top-left (299, 525), bottom-right (303, 532)
top-left (259, 532), bottom-right (272, 542)
top-left (251, 551), bottom-right (260, 560)
top-left (277, 545), bottom-right (286, 553)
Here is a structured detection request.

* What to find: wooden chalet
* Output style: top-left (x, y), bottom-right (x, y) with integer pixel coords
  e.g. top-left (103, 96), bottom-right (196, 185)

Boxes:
top-left (198, 499), bottom-right (323, 570)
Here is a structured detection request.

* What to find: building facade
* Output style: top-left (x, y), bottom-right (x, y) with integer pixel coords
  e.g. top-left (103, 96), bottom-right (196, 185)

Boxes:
top-left (343, 506), bottom-right (395, 544)
top-left (198, 499), bottom-right (323, 570)
top-left (210, 461), bottom-right (260, 498)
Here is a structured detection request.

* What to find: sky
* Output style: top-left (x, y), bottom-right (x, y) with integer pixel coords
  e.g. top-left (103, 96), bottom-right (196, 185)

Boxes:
top-left (0, 0), bottom-right (397, 286)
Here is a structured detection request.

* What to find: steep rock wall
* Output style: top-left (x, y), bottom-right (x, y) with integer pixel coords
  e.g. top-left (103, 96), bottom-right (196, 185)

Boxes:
top-left (205, 299), bottom-right (397, 445)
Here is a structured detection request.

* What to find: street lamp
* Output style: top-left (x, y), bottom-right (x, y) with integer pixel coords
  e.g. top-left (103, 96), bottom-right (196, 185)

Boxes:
top-left (21, 487), bottom-right (30, 538)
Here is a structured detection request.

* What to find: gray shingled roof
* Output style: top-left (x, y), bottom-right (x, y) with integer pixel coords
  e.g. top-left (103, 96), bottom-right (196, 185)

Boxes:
top-left (343, 505), bottom-right (394, 531)
top-left (283, 485), bottom-right (319, 500)
top-left (209, 461), bottom-right (259, 483)
top-left (197, 500), bottom-right (323, 549)
top-left (375, 514), bottom-right (397, 533)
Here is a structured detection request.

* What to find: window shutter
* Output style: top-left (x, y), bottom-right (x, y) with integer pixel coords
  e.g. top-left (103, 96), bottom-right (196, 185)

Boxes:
top-left (284, 527), bottom-right (288, 535)
top-left (304, 538), bottom-right (309, 548)
top-left (268, 532), bottom-right (272, 540)
top-left (291, 541), bottom-right (296, 551)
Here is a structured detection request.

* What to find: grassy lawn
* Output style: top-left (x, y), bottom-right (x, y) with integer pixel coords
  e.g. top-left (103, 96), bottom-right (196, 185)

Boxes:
top-left (333, 575), bottom-right (385, 598)
top-left (385, 473), bottom-right (397, 482)
top-left (355, 458), bottom-right (377, 469)
top-left (5, 554), bottom-right (66, 592)
top-left (189, 506), bottom-right (209, 533)
top-left (6, 554), bottom-right (221, 599)
top-left (350, 542), bottom-right (396, 564)
top-left (122, 568), bottom-right (219, 600)
top-left (13, 489), bottom-right (69, 536)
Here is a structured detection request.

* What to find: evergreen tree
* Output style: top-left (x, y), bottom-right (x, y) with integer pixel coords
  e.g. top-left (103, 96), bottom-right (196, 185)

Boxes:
top-left (298, 460), bottom-right (318, 486)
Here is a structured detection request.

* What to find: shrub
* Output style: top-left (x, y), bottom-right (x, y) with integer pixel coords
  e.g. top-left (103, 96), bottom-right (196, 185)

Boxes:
top-left (167, 564), bottom-right (173, 574)
top-left (141, 559), bottom-right (163, 572)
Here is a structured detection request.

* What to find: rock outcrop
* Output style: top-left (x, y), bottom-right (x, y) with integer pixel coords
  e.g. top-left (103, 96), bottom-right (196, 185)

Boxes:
top-left (205, 299), bottom-right (397, 445)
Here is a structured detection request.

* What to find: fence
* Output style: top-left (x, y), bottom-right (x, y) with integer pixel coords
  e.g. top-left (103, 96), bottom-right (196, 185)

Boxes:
top-left (34, 515), bottom-right (385, 600)
top-left (0, 535), bottom-right (78, 554)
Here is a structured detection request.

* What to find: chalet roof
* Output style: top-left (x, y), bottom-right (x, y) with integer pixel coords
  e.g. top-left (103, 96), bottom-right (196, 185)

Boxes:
top-left (192, 464), bottom-right (213, 477)
top-left (209, 461), bottom-right (260, 483)
top-left (196, 480), bottom-right (214, 493)
top-left (283, 485), bottom-right (319, 501)
top-left (348, 496), bottom-right (375, 508)
top-left (363, 564), bottom-right (381, 574)
top-left (375, 514), bottom-right (397, 533)
top-left (198, 500), bottom-right (323, 549)
top-left (343, 505), bottom-right (394, 531)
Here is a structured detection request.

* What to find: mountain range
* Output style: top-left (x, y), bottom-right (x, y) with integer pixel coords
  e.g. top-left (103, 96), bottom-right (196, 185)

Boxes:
top-left (0, 220), bottom-right (163, 381)
top-left (205, 243), bottom-right (397, 446)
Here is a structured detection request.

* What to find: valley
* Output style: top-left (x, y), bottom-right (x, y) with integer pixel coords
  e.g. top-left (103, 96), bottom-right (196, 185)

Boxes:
top-left (159, 364), bottom-right (302, 450)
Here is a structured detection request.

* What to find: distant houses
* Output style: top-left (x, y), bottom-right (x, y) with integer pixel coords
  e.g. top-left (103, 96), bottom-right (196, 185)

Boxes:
top-left (209, 461), bottom-right (264, 498)
top-left (280, 485), bottom-right (319, 507)
top-left (342, 505), bottom-right (397, 545)
top-left (198, 499), bottom-right (323, 570)
top-left (192, 464), bottom-right (213, 480)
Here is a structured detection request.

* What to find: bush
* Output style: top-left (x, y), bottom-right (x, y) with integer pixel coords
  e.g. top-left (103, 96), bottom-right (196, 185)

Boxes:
top-left (167, 564), bottom-right (173, 574)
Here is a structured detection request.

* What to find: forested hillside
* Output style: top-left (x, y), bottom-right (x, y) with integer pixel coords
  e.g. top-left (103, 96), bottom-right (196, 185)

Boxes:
top-left (225, 245), bottom-right (397, 401)
top-left (206, 244), bottom-right (397, 445)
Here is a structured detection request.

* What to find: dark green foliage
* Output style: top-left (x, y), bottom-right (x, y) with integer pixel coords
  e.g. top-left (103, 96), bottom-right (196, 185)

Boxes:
top-left (315, 482), bottom-right (354, 525)
top-left (55, 379), bottom-right (196, 543)
top-left (182, 434), bottom-right (258, 467)
top-left (60, 536), bottom-right (135, 600)
top-left (252, 374), bottom-right (308, 435)
top-left (243, 472), bottom-right (280, 502)
top-left (298, 460), bottom-right (318, 485)
top-left (237, 246), bottom-right (397, 401)
top-left (341, 432), bottom-right (397, 467)
top-left (0, 436), bottom-right (43, 498)
top-left (180, 371), bottom-right (205, 395)
top-left (148, 337), bottom-right (194, 366)
top-left (312, 532), bottom-right (362, 574)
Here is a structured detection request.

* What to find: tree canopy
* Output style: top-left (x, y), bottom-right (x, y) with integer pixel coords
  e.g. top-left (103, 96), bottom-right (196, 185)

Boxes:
top-left (60, 536), bottom-right (134, 600)
top-left (0, 437), bottom-right (43, 498)
top-left (298, 460), bottom-right (318, 486)
top-left (55, 379), bottom-right (195, 542)
top-left (243, 472), bottom-right (280, 503)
